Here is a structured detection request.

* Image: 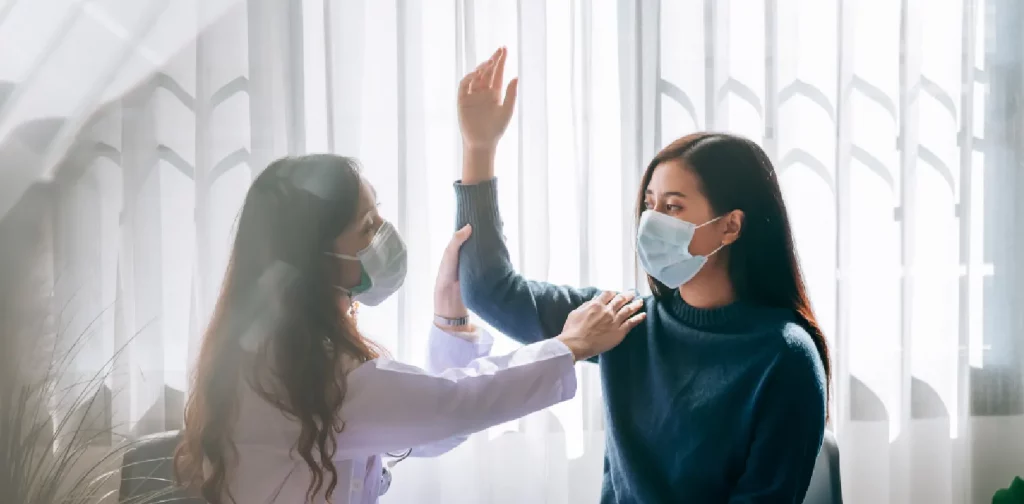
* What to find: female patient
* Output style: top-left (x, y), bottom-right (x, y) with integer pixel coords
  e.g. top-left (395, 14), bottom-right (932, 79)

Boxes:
top-left (173, 151), bottom-right (644, 503)
top-left (455, 48), bottom-right (829, 503)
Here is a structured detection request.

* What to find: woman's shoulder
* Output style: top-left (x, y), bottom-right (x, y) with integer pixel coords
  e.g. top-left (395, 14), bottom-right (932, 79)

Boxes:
top-left (777, 321), bottom-right (819, 358)
top-left (748, 308), bottom-right (821, 359)
top-left (768, 322), bottom-right (827, 398)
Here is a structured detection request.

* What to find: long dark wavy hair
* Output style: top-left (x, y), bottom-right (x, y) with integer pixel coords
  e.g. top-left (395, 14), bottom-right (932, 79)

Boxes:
top-left (173, 154), bottom-right (386, 503)
top-left (635, 132), bottom-right (832, 415)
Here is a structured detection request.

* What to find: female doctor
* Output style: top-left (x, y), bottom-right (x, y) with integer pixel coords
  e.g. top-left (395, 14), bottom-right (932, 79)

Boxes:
top-left (172, 137), bottom-right (646, 502)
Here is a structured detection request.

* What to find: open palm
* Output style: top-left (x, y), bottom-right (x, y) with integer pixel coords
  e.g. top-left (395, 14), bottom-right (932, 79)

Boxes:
top-left (458, 47), bottom-right (518, 150)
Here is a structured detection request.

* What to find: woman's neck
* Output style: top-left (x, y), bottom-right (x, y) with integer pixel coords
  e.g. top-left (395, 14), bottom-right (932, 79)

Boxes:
top-left (678, 265), bottom-right (735, 309)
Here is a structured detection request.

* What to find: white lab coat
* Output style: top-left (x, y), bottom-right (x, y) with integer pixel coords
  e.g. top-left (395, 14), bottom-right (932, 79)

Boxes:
top-left (223, 324), bottom-right (577, 503)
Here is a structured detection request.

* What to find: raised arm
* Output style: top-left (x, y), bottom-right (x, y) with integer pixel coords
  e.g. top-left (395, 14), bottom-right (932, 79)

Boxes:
top-left (456, 177), bottom-right (600, 344)
top-left (456, 47), bottom-right (601, 346)
top-left (402, 225), bottom-right (643, 458)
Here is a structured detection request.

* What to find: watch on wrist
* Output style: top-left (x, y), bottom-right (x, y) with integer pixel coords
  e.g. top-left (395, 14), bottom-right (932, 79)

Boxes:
top-left (434, 314), bottom-right (470, 327)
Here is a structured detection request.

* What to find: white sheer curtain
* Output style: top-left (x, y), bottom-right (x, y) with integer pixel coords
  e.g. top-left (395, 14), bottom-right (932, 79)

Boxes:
top-left (42, 0), bottom-right (1023, 503)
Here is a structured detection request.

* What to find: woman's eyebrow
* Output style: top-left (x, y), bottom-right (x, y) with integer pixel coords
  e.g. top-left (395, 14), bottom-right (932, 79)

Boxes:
top-left (645, 189), bottom-right (687, 198)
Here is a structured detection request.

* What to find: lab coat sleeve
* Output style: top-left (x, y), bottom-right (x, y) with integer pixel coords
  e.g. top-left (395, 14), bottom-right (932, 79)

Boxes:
top-left (409, 324), bottom-right (495, 457)
top-left (424, 324), bottom-right (494, 374)
top-left (334, 329), bottom-right (576, 459)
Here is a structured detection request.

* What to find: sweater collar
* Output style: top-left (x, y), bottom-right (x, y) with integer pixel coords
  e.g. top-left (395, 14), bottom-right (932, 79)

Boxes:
top-left (663, 290), bottom-right (765, 332)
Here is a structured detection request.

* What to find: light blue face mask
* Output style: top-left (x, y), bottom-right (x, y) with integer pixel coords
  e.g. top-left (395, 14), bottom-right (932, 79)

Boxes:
top-left (636, 210), bottom-right (724, 289)
top-left (327, 221), bottom-right (408, 306)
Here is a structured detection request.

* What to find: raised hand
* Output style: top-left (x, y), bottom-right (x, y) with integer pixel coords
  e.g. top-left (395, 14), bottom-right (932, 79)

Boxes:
top-left (458, 47), bottom-right (518, 152)
top-left (555, 292), bottom-right (646, 361)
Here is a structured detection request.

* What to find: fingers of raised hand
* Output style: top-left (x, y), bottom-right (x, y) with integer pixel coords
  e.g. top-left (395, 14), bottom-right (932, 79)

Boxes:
top-left (473, 50), bottom-right (499, 89)
top-left (490, 47), bottom-right (507, 90)
top-left (486, 46), bottom-right (501, 64)
top-left (463, 55), bottom-right (494, 95)
top-left (459, 70), bottom-right (474, 96)
top-left (472, 65), bottom-right (490, 91)
top-left (477, 48), bottom-right (506, 92)
top-left (501, 78), bottom-right (519, 116)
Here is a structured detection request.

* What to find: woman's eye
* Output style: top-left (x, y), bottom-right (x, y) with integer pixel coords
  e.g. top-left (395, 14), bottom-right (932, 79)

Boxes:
top-left (644, 201), bottom-right (654, 210)
top-left (666, 204), bottom-right (682, 212)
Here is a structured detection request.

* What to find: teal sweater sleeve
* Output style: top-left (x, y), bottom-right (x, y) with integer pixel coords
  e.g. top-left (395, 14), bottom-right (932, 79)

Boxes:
top-left (454, 178), bottom-right (601, 347)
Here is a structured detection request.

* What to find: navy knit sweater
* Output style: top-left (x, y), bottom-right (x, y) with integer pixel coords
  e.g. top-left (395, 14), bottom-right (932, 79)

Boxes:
top-left (455, 178), bottom-right (827, 503)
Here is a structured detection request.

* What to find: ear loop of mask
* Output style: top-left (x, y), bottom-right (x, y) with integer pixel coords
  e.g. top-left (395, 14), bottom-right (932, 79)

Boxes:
top-left (693, 215), bottom-right (727, 258)
top-left (330, 252), bottom-right (359, 261)
top-left (704, 242), bottom-right (726, 258)
top-left (326, 251), bottom-right (371, 296)
top-left (325, 253), bottom-right (361, 325)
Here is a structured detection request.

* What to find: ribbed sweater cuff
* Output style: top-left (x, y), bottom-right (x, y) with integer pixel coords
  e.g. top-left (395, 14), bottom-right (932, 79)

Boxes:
top-left (453, 177), bottom-right (502, 230)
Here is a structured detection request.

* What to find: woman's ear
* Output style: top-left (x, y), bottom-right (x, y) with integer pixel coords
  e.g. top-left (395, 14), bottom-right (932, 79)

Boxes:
top-left (721, 210), bottom-right (744, 246)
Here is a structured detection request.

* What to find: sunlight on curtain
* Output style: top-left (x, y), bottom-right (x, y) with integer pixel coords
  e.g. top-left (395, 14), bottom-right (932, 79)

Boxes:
top-left (39, 0), bottom-right (1023, 503)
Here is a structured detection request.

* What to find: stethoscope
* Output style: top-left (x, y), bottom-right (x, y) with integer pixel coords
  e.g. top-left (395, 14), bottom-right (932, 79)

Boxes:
top-left (379, 448), bottom-right (412, 495)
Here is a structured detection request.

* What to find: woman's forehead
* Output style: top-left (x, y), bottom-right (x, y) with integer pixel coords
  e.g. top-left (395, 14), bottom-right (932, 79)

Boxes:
top-left (358, 179), bottom-right (377, 209)
top-left (648, 160), bottom-right (698, 193)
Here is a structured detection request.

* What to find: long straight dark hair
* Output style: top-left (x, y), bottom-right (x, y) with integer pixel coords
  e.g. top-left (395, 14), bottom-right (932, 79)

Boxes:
top-left (635, 132), bottom-right (832, 415)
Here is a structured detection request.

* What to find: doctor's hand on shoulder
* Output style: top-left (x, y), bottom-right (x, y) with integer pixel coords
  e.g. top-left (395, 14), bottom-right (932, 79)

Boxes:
top-left (557, 292), bottom-right (646, 361)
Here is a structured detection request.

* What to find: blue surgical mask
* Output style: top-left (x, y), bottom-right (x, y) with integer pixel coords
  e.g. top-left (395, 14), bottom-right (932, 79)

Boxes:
top-left (636, 210), bottom-right (724, 288)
